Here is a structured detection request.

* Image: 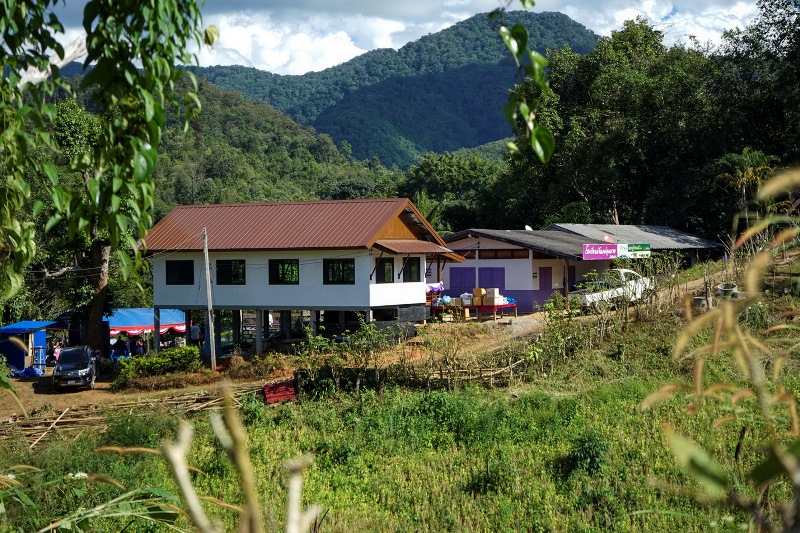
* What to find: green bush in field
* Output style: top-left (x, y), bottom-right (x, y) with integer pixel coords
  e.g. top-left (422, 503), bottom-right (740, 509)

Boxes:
top-left (556, 430), bottom-right (609, 478)
top-left (738, 299), bottom-right (774, 330)
top-left (111, 345), bottom-right (203, 391)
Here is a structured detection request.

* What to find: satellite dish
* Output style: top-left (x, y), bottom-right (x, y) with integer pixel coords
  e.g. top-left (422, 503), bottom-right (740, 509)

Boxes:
top-left (524, 225), bottom-right (533, 231)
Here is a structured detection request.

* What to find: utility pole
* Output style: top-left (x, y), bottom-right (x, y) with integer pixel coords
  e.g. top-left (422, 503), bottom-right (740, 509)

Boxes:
top-left (203, 227), bottom-right (216, 371)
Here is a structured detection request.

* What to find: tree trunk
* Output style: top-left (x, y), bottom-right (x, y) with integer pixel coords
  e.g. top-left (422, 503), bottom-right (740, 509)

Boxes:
top-left (85, 230), bottom-right (111, 351)
top-left (610, 199), bottom-right (621, 225)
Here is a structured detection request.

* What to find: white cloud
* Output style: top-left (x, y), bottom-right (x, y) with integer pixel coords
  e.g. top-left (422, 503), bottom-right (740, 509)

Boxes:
top-left (540, 0), bottom-right (757, 47)
top-left (51, 0), bottom-right (760, 74)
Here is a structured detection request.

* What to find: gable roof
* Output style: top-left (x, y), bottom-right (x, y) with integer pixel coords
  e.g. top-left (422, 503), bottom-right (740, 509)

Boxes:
top-left (144, 198), bottom-right (450, 252)
top-left (543, 224), bottom-right (721, 250)
top-left (445, 229), bottom-right (603, 261)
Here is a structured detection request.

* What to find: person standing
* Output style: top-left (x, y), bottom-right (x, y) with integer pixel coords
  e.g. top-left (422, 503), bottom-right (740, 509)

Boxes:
top-left (190, 323), bottom-right (201, 346)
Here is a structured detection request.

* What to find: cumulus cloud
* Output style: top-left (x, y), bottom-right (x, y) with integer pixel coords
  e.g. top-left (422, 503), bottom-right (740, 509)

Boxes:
top-left (51, 0), bottom-right (759, 75)
top-left (540, 0), bottom-right (758, 46)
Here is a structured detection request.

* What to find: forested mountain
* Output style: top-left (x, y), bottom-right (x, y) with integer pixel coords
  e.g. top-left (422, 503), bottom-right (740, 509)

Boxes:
top-left (152, 79), bottom-right (400, 219)
top-left (196, 11), bottom-right (599, 167)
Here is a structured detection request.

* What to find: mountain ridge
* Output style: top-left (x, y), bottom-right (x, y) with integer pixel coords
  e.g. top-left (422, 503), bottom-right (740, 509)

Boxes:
top-left (196, 11), bottom-right (599, 167)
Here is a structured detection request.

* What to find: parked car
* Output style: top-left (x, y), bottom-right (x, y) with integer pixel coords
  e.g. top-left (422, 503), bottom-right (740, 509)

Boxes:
top-left (568, 268), bottom-right (654, 311)
top-left (52, 345), bottom-right (97, 390)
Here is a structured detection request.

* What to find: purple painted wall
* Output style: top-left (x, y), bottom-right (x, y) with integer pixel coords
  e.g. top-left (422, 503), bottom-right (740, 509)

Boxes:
top-left (503, 290), bottom-right (534, 312)
top-left (449, 267), bottom-right (476, 296)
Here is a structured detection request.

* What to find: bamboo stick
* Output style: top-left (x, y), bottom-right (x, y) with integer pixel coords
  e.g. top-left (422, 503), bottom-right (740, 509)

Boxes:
top-left (30, 408), bottom-right (69, 449)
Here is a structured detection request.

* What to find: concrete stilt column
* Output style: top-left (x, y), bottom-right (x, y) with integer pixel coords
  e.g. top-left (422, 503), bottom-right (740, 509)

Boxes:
top-left (255, 311), bottom-right (263, 355)
top-left (281, 311), bottom-right (292, 339)
top-left (232, 310), bottom-right (241, 345)
top-left (309, 311), bottom-right (318, 337)
top-left (214, 310), bottom-right (222, 354)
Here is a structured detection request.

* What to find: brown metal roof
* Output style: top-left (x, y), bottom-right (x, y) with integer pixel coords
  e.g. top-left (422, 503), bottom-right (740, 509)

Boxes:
top-left (143, 199), bottom-right (446, 252)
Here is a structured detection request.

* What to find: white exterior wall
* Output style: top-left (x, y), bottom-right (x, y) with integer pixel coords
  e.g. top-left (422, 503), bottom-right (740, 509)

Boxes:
top-left (369, 253), bottom-right (427, 306)
top-left (153, 249), bottom-right (426, 310)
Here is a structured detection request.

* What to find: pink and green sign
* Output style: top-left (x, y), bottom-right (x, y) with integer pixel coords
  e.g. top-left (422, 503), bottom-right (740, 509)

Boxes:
top-left (582, 243), bottom-right (651, 260)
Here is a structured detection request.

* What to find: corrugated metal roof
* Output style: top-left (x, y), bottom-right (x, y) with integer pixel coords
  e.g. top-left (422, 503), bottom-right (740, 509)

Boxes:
top-left (374, 240), bottom-right (453, 255)
top-left (445, 229), bottom-right (602, 261)
top-left (144, 199), bottom-right (439, 252)
top-left (544, 224), bottom-right (721, 250)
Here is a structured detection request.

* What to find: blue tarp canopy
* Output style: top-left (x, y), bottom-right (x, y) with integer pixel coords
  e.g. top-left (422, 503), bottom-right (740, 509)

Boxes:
top-left (0, 321), bottom-right (59, 335)
top-left (107, 308), bottom-right (186, 335)
top-left (0, 321), bottom-right (59, 370)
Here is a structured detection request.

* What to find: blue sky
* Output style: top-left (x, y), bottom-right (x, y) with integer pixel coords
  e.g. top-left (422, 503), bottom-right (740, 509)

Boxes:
top-left (54, 0), bottom-right (759, 75)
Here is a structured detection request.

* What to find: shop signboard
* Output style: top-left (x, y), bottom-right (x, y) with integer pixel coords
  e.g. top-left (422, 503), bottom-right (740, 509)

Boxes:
top-left (625, 243), bottom-right (651, 259)
top-left (582, 244), bottom-right (619, 260)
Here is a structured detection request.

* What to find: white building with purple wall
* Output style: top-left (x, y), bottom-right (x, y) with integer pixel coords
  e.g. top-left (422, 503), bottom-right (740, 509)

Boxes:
top-left (434, 226), bottom-right (720, 313)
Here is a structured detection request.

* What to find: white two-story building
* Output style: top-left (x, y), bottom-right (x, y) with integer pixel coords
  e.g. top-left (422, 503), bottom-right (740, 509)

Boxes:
top-left (144, 198), bottom-right (459, 353)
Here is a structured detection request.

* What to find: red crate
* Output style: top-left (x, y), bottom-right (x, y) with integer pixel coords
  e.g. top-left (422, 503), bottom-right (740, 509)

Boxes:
top-left (263, 380), bottom-right (296, 404)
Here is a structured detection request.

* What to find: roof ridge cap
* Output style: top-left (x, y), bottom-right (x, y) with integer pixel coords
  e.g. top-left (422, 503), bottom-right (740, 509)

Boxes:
top-left (172, 198), bottom-right (405, 209)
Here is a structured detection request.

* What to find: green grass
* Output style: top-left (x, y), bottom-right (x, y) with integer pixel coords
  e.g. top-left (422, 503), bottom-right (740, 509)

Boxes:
top-left (2, 295), bottom-right (799, 531)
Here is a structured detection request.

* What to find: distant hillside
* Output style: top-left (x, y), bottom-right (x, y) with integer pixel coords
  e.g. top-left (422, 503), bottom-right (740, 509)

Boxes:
top-left (151, 79), bottom-right (399, 217)
top-left (197, 11), bottom-right (598, 167)
top-left (453, 138), bottom-right (512, 164)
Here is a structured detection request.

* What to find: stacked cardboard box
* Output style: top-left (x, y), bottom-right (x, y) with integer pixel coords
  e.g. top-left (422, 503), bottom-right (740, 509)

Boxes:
top-left (473, 287), bottom-right (505, 307)
top-left (472, 287), bottom-right (485, 306)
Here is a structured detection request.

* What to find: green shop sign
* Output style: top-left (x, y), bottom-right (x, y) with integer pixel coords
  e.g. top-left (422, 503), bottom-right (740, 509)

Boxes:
top-left (624, 243), bottom-right (651, 258)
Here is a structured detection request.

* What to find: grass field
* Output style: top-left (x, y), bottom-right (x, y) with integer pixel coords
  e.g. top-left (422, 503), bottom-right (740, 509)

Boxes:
top-left (1, 291), bottom-right (799, 531)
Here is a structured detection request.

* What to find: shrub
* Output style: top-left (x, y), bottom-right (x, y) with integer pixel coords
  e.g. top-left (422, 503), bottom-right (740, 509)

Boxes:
top-left (556, 430), bottom-right (609, 479)
top-left (739, 300), bottom-right (774, 330)
top-left (239, 391), bottom-right (269, 426)
top-left (111, 345), bottom-right (203, 391)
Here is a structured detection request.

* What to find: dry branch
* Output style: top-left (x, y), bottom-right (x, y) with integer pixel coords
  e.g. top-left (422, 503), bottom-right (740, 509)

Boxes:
top-left (0, 383), bottom-right (267, 445)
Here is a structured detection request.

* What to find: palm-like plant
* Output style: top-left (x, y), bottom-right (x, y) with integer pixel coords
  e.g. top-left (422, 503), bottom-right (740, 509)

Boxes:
top-left (715, 146), bottom-right (778, 225)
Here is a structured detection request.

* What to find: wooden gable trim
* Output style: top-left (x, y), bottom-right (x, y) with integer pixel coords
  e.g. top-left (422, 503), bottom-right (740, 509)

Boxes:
top-left (368, 199), bottom-right (447, 248)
